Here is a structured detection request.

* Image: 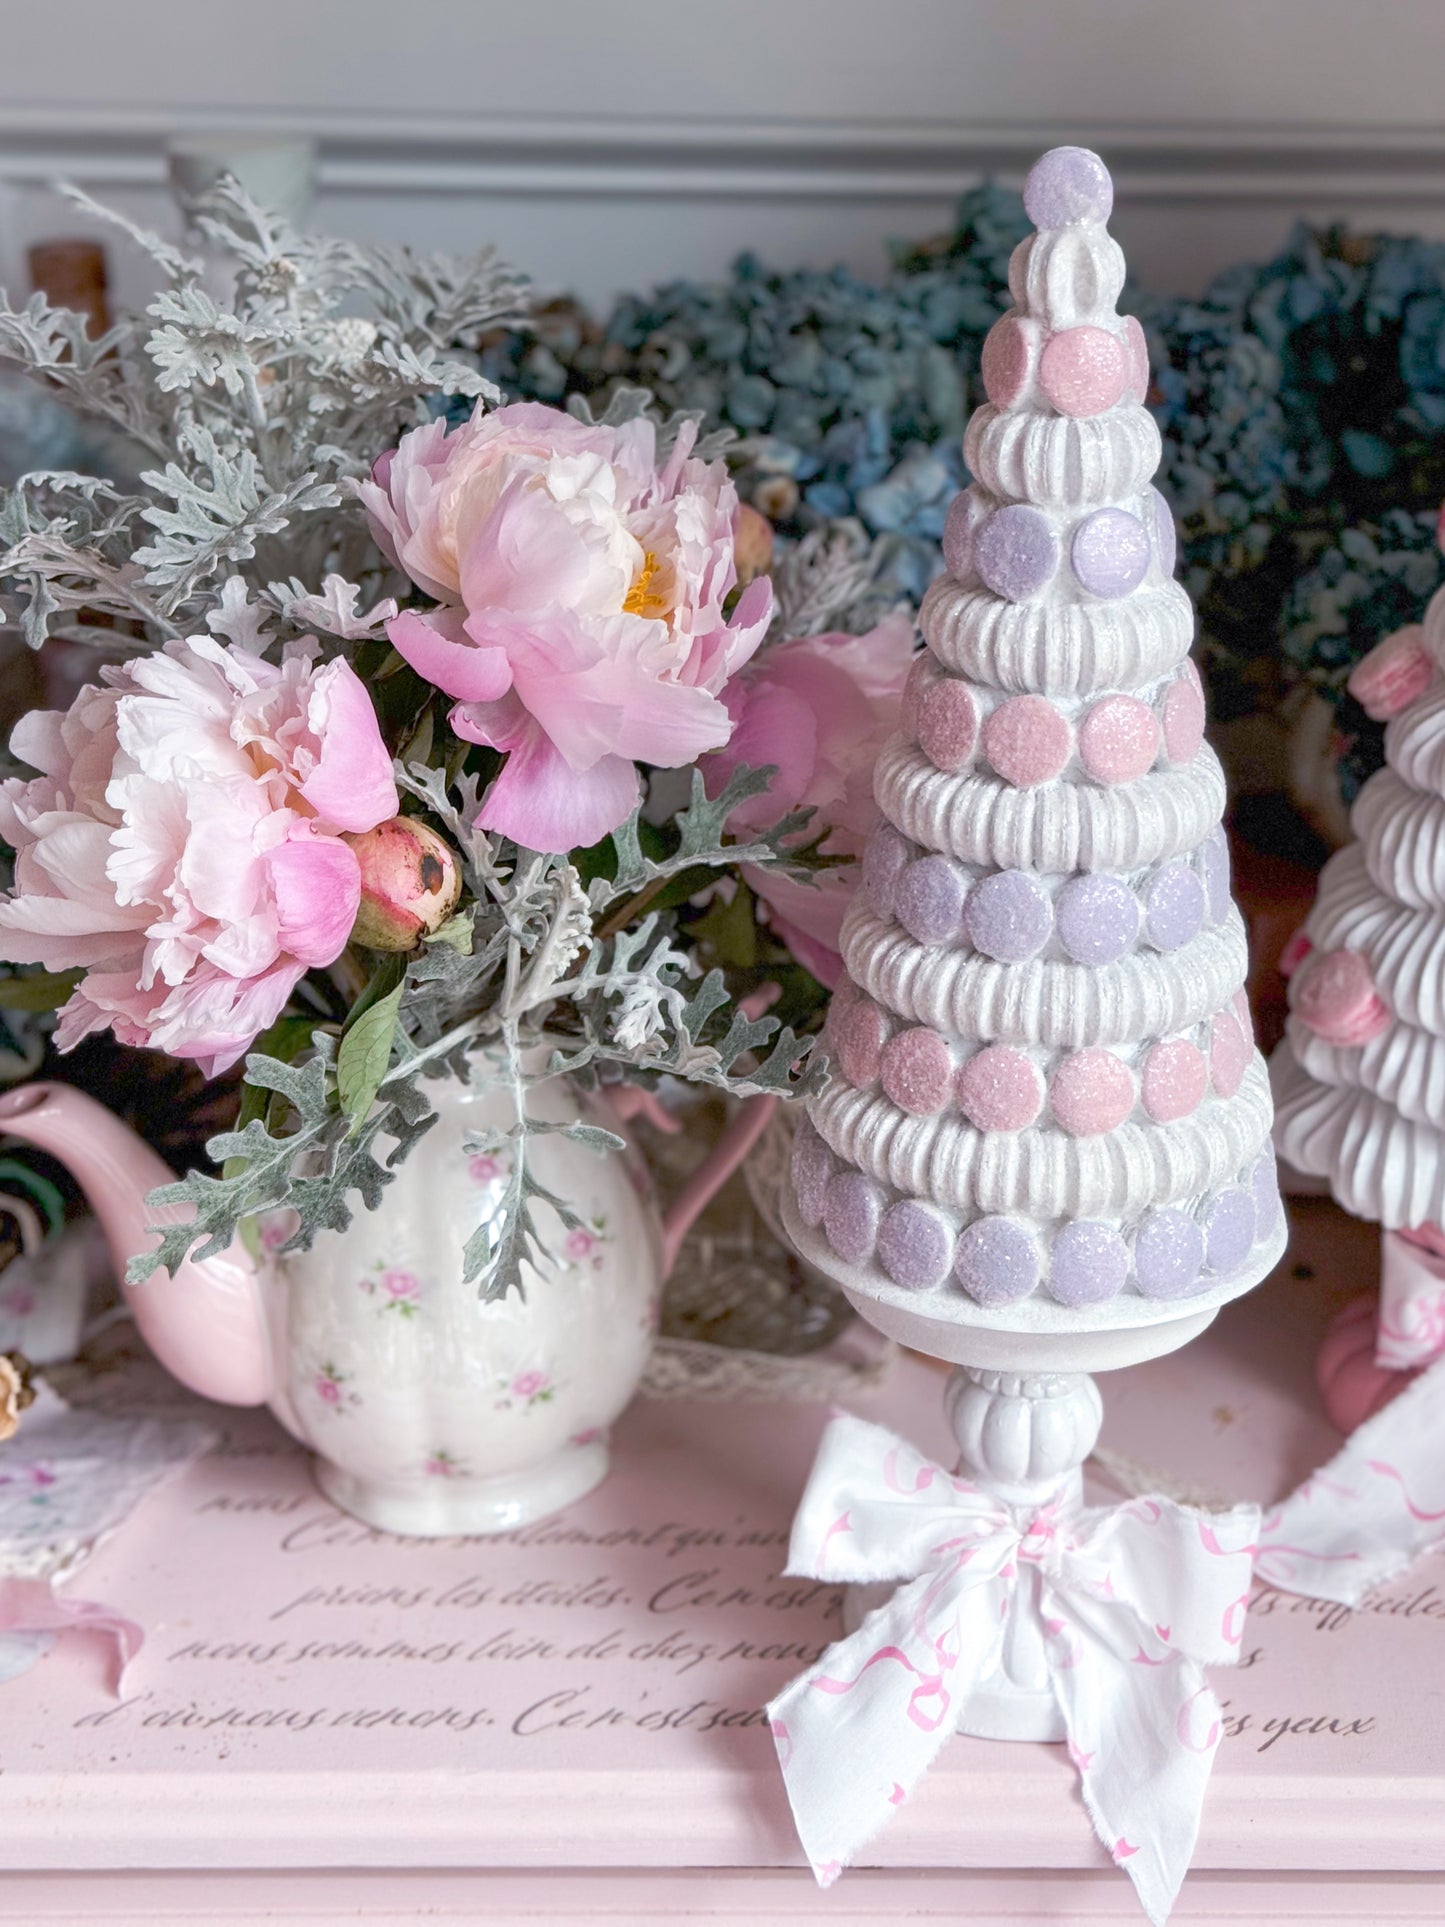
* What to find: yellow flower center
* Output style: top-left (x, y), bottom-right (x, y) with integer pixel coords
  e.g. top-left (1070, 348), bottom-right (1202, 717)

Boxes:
top-left (623, 552), bottom-right (669, 619)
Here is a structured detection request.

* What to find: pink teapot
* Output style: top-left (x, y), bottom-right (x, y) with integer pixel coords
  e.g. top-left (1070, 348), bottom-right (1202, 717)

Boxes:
top-left (0, 1073), bottom-right (772, 1536)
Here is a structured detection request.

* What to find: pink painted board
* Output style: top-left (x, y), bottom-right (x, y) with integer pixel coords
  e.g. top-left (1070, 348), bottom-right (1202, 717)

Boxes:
top-left (0, 1199), bottom-right (1439, 1894)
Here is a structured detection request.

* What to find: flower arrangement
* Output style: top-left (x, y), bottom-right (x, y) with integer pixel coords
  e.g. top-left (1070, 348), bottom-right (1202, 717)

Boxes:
top-left (0, 181), bottom-right (912, 1301)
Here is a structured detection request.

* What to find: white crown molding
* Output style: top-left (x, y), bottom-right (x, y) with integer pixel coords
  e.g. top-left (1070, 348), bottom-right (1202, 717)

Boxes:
top-left (1, 108), bottom-right (1444, 206)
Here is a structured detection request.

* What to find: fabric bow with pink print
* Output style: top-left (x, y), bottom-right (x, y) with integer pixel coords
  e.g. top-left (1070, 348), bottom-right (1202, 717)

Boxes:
top-left (767, 1412), bottom-right (1260, 1927)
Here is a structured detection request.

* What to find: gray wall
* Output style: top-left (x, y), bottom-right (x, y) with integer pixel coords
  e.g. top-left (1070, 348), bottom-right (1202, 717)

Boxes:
top-left (2, 0), bottom-right (1443, 308)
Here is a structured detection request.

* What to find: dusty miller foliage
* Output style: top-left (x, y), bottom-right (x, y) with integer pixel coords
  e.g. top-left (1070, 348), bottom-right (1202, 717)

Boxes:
top-left (139, 761), bottom-right (827, 1301)
top-left (0, 181), bottom-right (831, 1302)
top-left (0, 176), bottom-right (526, 650)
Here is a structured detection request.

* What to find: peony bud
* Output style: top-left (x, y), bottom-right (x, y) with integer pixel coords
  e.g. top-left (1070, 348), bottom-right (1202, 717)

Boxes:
top-left (345, 817), bottom-right (462, 951)
top-left (734, 501), bottom-right (775, 585)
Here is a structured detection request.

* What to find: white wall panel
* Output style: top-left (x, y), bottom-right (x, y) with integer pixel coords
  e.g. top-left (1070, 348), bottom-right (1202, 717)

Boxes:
top-left (0, 0), bottom-right (1442, 309)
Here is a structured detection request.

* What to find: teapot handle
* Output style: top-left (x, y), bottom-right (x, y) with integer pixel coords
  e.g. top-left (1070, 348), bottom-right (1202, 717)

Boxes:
top-left (657, 1094), bottom-right (779, 1279)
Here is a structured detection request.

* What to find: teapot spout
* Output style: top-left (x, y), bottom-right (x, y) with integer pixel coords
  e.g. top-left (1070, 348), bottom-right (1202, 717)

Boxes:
top-left (0, 1082), bottom-right (270, 1406)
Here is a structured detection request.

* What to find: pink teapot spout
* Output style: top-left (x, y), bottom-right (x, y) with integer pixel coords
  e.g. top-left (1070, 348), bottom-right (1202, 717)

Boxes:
top-left (0, 1082), bottom-right (270, 1406)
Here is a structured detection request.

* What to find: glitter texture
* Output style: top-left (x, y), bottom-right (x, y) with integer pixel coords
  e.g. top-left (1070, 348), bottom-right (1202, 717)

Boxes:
top-left (1056, 873), bottom-right (1140, 964)
top-left (861, 823), bottom-right (910, 920)
top-left (980, 315), bottom-right (1034, 410)
top-left (957, 1045), bottom-right (1044, 1132)
top-left (1134, 1209), bottom-right (1205, 1300)
top-left (1078, 693), bottom-right (1161, 785)
top-left (1204, 1189), bottom-right (1256, 1274)
top-left (975, 504), bottom-right (1060, 604)
top-left (982, 694), bottom-right (1071, 787)
top-left (880, 1027), bottom-right (954, 1115)
top-left (1039, 325), bottom-right (1128, 418)
top-left (894, 854), bottom-right (968, 946)
top-left (1023, 145), bottom-right (1114, 229)
top-left (917, 677), bottom-right (978, 774)
top-left (1145, 864), bottom-right (1205, 952)
top-left (965, 869), bottom-right (1052, 962)
top-left (877, 1201), bottom-right (955, 1290)
top-left (836, 998), bottom-right (890, 1088)
top-left (790, 1122), bottom-right (834, 1228)
top-left (1048, 1221), bottom-right (1130, 1306)
top-left (1141, 1040), bottom-right (1208, 1122)
top-left (1201, 829), bottom-right (1231, 924)
top-left (1252, 1150), bottom-right (1281, 1234)
top-left (1071, 506), bottom-right (1151, 600)
top-left (942, 488), bottom-right (986, 581)
top-left (823, 1172), bottom-right (884, 1267)
top-left (1124, 316), bottom-right (1150, 404)
top-left (1209, 1011), bottom-right (1252, 1098)
top-left (1150, 486), bottom-right (1177, 576)
top-left (1161, 674), bottom-right (1206, 765)
top-left (1050, 1048), bottom-right (1136, 1136)
top-left (954, 1217), bottom-right (1042, 1307)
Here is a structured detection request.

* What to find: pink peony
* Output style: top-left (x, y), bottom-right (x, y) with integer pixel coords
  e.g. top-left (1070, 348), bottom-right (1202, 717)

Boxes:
top-left (703, 613), bottom-right (917, 986)
top-left (0, 636), bottom-right (397, 1075)
top-left (359, 401), bottom-right (771, 853)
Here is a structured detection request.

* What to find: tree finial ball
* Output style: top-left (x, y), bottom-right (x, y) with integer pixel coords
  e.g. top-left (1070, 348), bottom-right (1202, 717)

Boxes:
top-left (1023, 146), bottom-right (1114, 230)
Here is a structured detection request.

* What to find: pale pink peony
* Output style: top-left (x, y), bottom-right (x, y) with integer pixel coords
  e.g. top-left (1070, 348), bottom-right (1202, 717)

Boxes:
top-left (0, 636), bottom-right (397, 1075)
top-left (359, 401), bottom-right (772, 853)
top-left (704, 614), bottom-right (917, 986)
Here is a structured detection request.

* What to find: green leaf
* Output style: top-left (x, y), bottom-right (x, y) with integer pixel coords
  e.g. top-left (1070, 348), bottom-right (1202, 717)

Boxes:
top-left (0, 968), bottom-right (82, 1012)
top-left (425, 909), bottom-right (475, 955)
top-left (336, 984), bottom-right (403, 1126)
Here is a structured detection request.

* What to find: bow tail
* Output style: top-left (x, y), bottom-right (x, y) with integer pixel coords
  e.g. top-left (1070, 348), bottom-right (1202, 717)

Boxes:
top-left (1045, 1592), bottom-right (1222, 1927)
top-left (767, 1564), bottom-right (1003, 1886)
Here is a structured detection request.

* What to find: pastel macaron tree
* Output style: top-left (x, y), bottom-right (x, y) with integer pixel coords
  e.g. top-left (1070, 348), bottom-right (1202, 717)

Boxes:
top-left (768, 148), bottom-right (1283, 1923)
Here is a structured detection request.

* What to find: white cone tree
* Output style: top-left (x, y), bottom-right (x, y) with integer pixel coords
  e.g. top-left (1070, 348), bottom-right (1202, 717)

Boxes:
top-left (1274, 605), bottom-right (1445, 1233)
top-left (785, 146), bottom-right (1285, 1336)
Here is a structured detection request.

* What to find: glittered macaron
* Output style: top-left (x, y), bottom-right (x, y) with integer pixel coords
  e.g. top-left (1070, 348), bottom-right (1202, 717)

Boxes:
top-left (975, 505), bottom-right (1060, 604)
top-left (894, 855), bottom-right (969, 947)
top-left (1039, 325), bottom-right (1128, 418)
top-left (1023, 146), bottom-right (1114, 230)
top-left (1078, 693), bottom-right (1161, 785)
top-left (942, 489), bottom-right (988, 581)
top-left (954, 1217), bottom-right (1042, 1307)
top-left (1049, 1049), bottom-right (1136, 1136)
top-left (917, 678), bottom-right (979, 774)
top-left (823, 1172), bottom-right (884, 1267)
top-left (1072, 507), bottom-right (1151, 600)
top-left (982, 694), bottom-right (1072, 787)
top-left (880, 1027), bottom-right (955, 1116)
top-left (980, 317), bottom-right (1036, 411)
top-left (1048, 1221), bottom-right (1131, 1307)
top-left (965, 870), bottom-right (1053, 962)
top-left (957, 1045), bottom-right (1044, 1133)
top-left (1056, 873), bottom-right (1140, 964)
top-left (877, 1201), bottom-right (955, 1290)
top-left (1133, 1208), bottom-right (1205, 1300)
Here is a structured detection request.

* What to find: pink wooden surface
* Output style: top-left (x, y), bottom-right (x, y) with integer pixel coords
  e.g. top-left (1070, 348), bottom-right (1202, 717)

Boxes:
top-left (0, 1199), bottom-right (1440, 1919)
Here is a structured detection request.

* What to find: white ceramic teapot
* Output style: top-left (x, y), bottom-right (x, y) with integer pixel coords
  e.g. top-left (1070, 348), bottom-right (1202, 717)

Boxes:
top-left (0, 1071), bottom-right (772, 1536)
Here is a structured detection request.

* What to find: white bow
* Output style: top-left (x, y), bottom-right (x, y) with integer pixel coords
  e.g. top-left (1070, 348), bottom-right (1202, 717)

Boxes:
top-left (1257, 1349), bottom-right (1445, 1605)
top-left (768, 1412), bottom-right (1259, 1927)
top-left (1377, 1230), bottom-right (1445, 1369)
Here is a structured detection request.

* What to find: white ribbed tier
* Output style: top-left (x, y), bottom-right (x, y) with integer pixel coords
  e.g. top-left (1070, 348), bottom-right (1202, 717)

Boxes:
top-left (1353, 770), bottom-right (1445, 911)
top-left (810, 1054), bottom-right (1273, 1223)
top-left (1011, 223), bottom-right (1127, 326)
top-left (841, 903), bottom-right (1246, 1048)
top-left (1301, 842), bottom-right (1445, 1036)
top-left (921, 576), bottom-right (1193, 697)
top-left (965, 402), bottom-right (1161, 510)
top-left (1285, 1012), bottom-right (1445, 1134)
top-left (874, 738), bottom-right (1226, 874)
top-left (1273, 1042), bottom-right (1445, 1232)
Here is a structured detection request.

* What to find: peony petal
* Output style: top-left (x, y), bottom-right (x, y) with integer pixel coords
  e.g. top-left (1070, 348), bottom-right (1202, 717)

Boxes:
top-left (298, 658), bottom-right (400, 833)
top-left (388, 607), bottom-right (514, 705)
top-left (266, 828), bottom-right (361, 967)
top-left (477, 718), bottom-right (639, 853)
